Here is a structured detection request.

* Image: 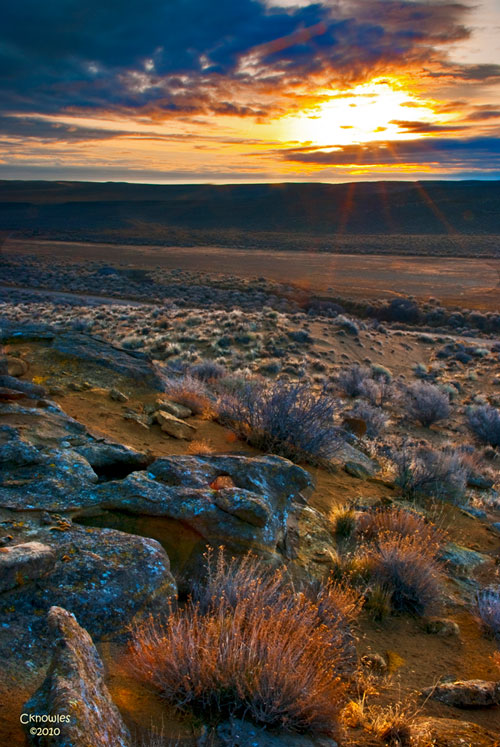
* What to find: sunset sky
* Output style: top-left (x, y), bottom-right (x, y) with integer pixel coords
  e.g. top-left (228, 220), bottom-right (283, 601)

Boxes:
top-left (1, 0), bottom-right (499, 182)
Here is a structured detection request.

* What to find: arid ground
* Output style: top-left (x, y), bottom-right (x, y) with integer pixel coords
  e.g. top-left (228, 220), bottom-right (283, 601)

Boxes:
top-left (3, 238), bottom-right (500, 310)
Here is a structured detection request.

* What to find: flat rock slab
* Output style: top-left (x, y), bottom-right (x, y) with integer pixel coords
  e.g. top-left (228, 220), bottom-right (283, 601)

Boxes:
top-left (51, 332), bottom-right (164, 388)
top-left (440, 543), bottom-right (491, 572)
top-left (24, 606), bottom-right (131, 747)
top-left (0, 321), bottom-right (164, 389)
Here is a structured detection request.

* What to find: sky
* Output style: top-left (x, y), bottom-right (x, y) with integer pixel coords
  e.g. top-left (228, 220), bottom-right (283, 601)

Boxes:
top-left (1, 0), bottom-right (500, 183)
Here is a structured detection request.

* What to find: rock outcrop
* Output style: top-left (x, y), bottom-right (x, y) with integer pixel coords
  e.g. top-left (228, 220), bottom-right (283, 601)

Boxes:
top-left (23, 606), bottom-right (131, 747)
top-left (0, 321), bottom-right (164, 389)
top-left (0, 522), bottom-right (176, 663)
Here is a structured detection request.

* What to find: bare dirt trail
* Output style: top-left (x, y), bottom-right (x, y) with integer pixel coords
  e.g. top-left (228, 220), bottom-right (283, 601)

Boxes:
top-left (4, 238), bottom-right (500, 310)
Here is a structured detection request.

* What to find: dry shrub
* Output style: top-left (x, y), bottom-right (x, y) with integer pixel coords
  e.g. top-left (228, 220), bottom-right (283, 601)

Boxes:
top-left (356, 507), bottom-right (445, 556)
top-left (404, 382), bottom-right (451, 427)
top-left (186, 439), bottom-right (214, 455)
top-left (393, 445), bottom-right (467, 503)
top-left (476, 586), bottom-right (500, 639)
top-left (217, 379), bottom-right (343, 464)
top-left (366, 535), bottom-right (442, 617)
top-left (130, 551), bottom-right (357, 736)
top-left (467, 404), bottom-right (500, 447)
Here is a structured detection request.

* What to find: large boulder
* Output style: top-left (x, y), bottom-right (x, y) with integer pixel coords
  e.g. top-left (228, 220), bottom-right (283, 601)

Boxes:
top-left (93, 454), bottom-right (313, 560)
top-left (0, 523), bottom-right (177, 663)
top-left (23, 606), bottom-right (131, 747)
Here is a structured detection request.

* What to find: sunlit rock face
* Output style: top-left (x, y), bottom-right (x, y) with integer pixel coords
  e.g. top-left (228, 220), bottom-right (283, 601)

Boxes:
top-left (23, 606), bottom-right (131, 747)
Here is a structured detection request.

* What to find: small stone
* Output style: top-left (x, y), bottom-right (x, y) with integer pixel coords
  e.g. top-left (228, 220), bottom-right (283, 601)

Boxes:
top-left (109, 388), bottom-right (128, 402)
top-left (68, 381), bottom-right (84, 391)
top-left (48, 385), bottom-right (64, 395)
top-left (361, 652), bottom-right (389, 674)
top-left (344, 461), bottom-right (372, 480)
top-left (423, 617), bottom-right (460, 637)
top-left (156, 409), bottom-right (197, 440)
top-left (6, 356), bottom-right (28, 377)
top-left (157, 398), bottom-right (192, 419)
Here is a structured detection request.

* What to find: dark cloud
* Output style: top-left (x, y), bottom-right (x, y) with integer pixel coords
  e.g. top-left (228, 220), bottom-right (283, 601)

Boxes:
top-left (0, 0), bottom-right (475, 119)
top-left (279, 136), bottom-right (500, 169)
top-left (427, 63), bottom-right (500, 80)
top-left (0, 116), bottom-right (126, 141)
top-left (466, 106), bottom-right (500, 121)
top-left (390, 119), bottom-right (467, 133)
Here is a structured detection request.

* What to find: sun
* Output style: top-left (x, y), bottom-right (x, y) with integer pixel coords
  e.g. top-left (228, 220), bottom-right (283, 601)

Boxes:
top-left (278, 78), bottom-right (440, 147)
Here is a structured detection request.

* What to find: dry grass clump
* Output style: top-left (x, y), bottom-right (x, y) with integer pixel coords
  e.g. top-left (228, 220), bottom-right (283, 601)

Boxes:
top-left (331, 504), bottom-right (357, 538)
top-left (343, 696), bottom-right (428, 746)
top-left (186, 439), bottom-right (214, 455)
top-left (365, 535), bottom-right (442, 617)
top-left (364, 583), bottom-right (393, 622)
top-left (356, 507), bottom-right (445, 556)
top-left (130, 551), bottom-right (358, 736)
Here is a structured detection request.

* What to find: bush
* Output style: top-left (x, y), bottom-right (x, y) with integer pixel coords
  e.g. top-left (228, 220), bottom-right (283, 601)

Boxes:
top-left (356, 507), bottom-right (445, 554)
top-left (467, 405), bottom-right (500, 447)
top-left (367, 535), bottom-right (442, 616)
top-left (189, 359), bottom-right (226, 382)
top-left (393, 445), bottom-right (467, 503)
top-left (337, 364), bottom-right (372, 398)
top-left (218, 379), bottom-right (343, 464)
top-left (476, 586), bottom-right (500, 639)
top-left (130, 551), bottom-right (355, 736)
top-left (404, 382), bottom-right (450, 427)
